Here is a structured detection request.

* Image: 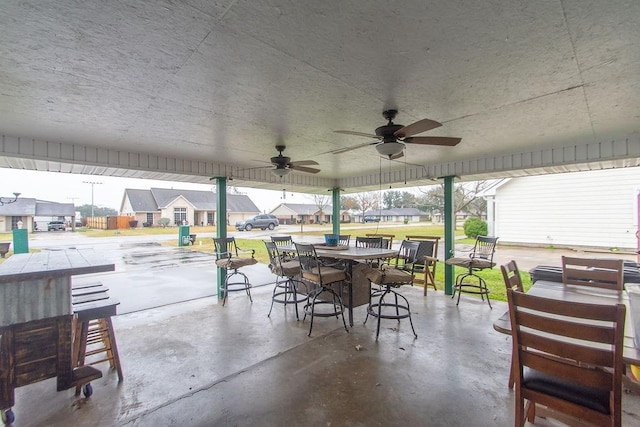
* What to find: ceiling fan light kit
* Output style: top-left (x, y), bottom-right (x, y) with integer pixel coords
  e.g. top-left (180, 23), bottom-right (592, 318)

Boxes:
top-left (272, 167), bottom-right (290, 177)
top-left (375, 141), bottom-right (405, 157)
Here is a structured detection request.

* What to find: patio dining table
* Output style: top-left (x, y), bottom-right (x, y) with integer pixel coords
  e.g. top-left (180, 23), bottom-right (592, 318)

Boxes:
top-left (493, 280), bottom-right (640, 388)
top-left (283, 244), bottom-right (398, 326)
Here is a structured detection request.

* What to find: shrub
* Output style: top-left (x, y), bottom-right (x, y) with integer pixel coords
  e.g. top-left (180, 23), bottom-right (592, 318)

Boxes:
top-left (158, 217), bottom-right (171, 228)
top-left (463, 217), bottom-right (487, 238)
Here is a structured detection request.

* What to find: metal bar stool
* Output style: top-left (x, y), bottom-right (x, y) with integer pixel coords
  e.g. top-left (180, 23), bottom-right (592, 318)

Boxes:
top-left (213, 237), bottom-right (258, 306)
top-left (446, 236), bottom-right (498, 308)
top-left (264, 241), bottom-right (307, 319)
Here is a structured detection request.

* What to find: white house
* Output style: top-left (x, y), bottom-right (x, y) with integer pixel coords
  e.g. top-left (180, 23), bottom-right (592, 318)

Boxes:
top-left (485, 167), bottom-right (640, 250)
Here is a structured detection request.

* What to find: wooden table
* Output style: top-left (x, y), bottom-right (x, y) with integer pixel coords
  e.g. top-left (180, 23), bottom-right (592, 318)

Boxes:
top-left (493, 280), bottom-right (640, 365)
top-left (0, 250), bottom-right (115, 417)
top-left (287, 244), bottom-right (398, 326)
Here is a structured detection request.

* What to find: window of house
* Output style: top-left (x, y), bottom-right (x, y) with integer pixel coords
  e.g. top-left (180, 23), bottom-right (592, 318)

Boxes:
top-left (173, 208), bottom-right (187, 225)
top-left (146, 213), bottom-right (153, 225)
top-left (11, 216), bottom-right (23, 229)
top-left (207, 212), bottom-right (214, 225)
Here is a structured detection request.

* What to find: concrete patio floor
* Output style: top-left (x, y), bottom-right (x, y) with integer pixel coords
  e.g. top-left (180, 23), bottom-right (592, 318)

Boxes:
top-left (8, 281), bottom-right (640, 426)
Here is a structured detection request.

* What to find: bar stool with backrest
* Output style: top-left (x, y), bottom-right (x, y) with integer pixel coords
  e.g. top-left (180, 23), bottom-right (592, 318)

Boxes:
top-left (447, 235), bottom-right (498, 308)
top-left (507, 287), bottom-right (625, 427)
top-left (338, 235), bottom-right (351, 246)
top-left (500, 260), bottom-right (523, 389)
top-left (213, 237), bottom-right (258, 306)
top-left (355, 236), bottom-right (385, 268)
top-left (264, 241), bottom-right (306, 319)
top-left (363, 262), bottom-right (418, 341)
top-left (294, 242), bottom-right (349, 336)
top-left (271, 235), bottom-right (295, 260)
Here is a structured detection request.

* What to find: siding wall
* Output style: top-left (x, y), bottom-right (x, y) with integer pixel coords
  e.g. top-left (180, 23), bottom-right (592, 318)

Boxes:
top-left (495, 168), bottom-right (640, 249)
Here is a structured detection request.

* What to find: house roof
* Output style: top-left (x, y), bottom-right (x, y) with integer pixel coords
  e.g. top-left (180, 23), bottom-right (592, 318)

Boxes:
top-left (363, 208), bottom-right (429, 216)
top-left (124, 188), bottom-right (260, 213)
top-left (0, 198), bottom-right (75, 216)
top-left (271, 203), bottom-right (332, 216)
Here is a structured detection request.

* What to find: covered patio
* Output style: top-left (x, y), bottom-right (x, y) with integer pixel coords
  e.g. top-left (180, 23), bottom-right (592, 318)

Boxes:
top-left (2, 0), bottom-right (640, 425)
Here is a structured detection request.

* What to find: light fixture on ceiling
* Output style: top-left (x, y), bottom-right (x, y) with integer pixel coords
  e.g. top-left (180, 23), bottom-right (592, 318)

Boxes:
top-left (375, 142), bottom-right (405, 158)
top-left (272, 167), bottom-right (290, 178)
top-left (0, 192), bottom-right (20, 206)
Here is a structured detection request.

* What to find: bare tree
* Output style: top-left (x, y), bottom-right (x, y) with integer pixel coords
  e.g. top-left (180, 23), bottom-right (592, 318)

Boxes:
top-left (354, 192), bottom-right (380, 218)
top-left (309, 194), bottom-right (330, 223)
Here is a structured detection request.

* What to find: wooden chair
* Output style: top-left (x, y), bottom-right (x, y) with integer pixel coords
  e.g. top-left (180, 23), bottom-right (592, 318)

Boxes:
top-left (561, 256), bottom-right (624, 291)
top-left (500, 260), bottom-right (523, 389)
top-left (447, 235), bottom-right (498, 307)
top-left (213, 237), bottom-right (258, 306)
top-left (507, 288), bottom-right (625, 427)
top-left (406, 236), bottom-right (440, 295)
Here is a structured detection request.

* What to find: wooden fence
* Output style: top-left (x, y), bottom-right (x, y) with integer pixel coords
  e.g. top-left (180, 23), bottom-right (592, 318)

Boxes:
top-left (85, 216), bottom-right (135, 230)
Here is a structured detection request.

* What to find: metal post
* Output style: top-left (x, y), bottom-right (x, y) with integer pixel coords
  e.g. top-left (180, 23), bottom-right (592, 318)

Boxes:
top-left (214, 177), bottom-right (227, 300)
top-left (444, 176), bottom-right (455, 295)
top-left (332, 188), bottom-right (340, 236)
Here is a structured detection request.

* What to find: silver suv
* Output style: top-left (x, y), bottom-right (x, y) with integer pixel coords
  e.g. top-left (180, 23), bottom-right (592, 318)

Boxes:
top-left (235, 214), bottom-right (279, 231)
top-left (48, 221), bottom-right (66, 231)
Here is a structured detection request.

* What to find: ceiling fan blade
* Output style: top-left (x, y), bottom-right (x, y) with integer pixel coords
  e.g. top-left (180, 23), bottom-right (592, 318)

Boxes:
top-left (334, 130), bottom-right (379, 138)
top-left (395, 118), bottom-right (442, 138)
top-left (289, 160), bottom-right (319, 166)
top-left (290, 165), bottom-right (321, 174)
top-left (405, 136), bottom-right (462, 146)
top-left (331, 141), bottom-right (378, 154)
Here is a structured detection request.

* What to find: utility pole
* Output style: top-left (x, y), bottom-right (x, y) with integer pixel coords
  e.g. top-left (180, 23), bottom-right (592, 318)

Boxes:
top-left (82, 181), bottom-right (102, 218)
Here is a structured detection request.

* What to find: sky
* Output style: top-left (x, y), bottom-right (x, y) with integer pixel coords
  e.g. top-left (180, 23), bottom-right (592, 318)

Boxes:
top-left (0, 168), bottom-right (313, 214)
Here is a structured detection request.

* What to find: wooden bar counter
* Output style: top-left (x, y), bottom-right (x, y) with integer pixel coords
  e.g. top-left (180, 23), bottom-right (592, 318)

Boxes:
top-left (0, 250), bottom-right (114, 419)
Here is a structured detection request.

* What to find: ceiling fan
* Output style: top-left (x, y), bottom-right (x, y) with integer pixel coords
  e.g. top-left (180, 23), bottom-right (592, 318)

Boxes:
top-left (263, 145), bottom-right (321, 177)
top-left (332, 109), bottom-right (462, 159)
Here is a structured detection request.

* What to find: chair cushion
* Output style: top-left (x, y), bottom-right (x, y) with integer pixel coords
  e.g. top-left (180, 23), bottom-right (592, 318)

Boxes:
top-left (215, 257), bottom-right (258, 269)
top-left (270, 260), bottom-right (301, 277)
top-left (523, 369), bottom-right (610, 415)
top-left (445, 257), bottom-right (494, 269)
top-left (363, 266), bottom-right (414, 285)
top-left (302, 266), bottom-right (346, 285)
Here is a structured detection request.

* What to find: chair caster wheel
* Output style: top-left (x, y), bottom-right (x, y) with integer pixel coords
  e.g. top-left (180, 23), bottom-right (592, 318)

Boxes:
top-left (83, 383), bottom-right (93, 397)
top-left (2, 408), bottom-right (15, 425)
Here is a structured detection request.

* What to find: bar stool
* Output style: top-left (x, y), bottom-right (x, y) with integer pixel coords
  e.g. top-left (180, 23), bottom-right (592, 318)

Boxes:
top-left (264, 241), bottom-right (306, 319)
top-left (72, 287), bottom-right (123, 397)
top-left (213, 237), bottom-right (258, 306)
top-left (294, 242), bottom-right (349, 337)
top-left (447, 236), bottom-right (498, 308)
top-left (363, 266), bottom-right (417, 340)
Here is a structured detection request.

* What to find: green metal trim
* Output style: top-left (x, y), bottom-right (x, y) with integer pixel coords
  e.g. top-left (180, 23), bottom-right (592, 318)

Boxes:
top-left (332, 188), bottom-right (340, 235)
top-left (444, 176), bottom-right (455, 295)
top-left (214, 177), bottom-right (227, 300)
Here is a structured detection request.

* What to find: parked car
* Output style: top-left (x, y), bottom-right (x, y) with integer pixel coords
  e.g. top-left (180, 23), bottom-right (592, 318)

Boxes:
top-left (235, 214), bottom-right (279, 231)
top-left (362, 216), bottom-right (381, 223)
top-left (47, 221), bottom-right (66, 231)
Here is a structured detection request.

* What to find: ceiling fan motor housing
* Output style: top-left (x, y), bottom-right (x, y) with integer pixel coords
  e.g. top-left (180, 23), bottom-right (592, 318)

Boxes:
top-left (376, 123), bottom-right (404, 142)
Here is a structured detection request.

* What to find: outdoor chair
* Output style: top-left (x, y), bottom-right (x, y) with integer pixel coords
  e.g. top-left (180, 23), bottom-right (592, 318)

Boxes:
top-left (213, 237), bottom-right (258, 306)
top-left (507, 288), bottom-right (625, 427)
top-left (363, 263), bottom-right (417, 341)
top-left (264, 241), bottom-right (306, 319)
top-left (561, 256), bottom-right (624, 291)
top-left (271, 235), bottom-right (295, 260)
top-left (355, 236), bottom-right (385, 268)
top-left (446, 235), bottom-right (498, 308)
top-left (295, 242), bottom-right (349, 337)
top-left (500, 260), bottom-right (524, 389)
top-left (365, 233), bottom-right (395, 249)
top-left (338, 235), bottom-right (351, 246)
top-left (405, 236), bottom-right (440, 295)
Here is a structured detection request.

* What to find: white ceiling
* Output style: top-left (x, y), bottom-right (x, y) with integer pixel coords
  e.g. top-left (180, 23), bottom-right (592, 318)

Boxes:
top-left (1, 0), bottom-right (639, 193)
